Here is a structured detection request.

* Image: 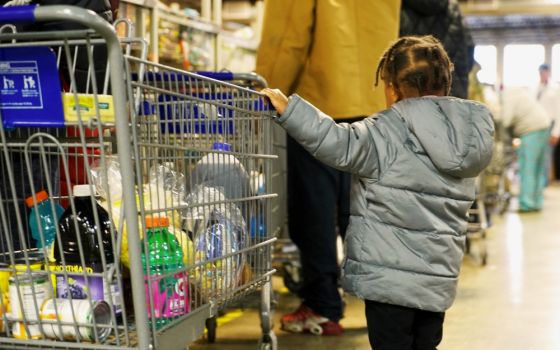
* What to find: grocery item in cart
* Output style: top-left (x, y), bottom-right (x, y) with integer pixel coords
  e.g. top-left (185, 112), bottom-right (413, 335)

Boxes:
top-left (62, 93), bottom-right (116, 124)
top-left (185, 186), bottom-right (247, 299)
top-left (40, 298), bottom-right (112, 342)
top-left (141, 216), bottom-right (189, 330)
top-left (9, 272), bottom-right (53, 339)
top-left (94, 160), bottom-right (195, 269)
top-left (53, 185), bottom-right (121, 315)
top-left (189, 142), bottom-right (251, 204)
top-left (25, 191), bottom-right (64, 254)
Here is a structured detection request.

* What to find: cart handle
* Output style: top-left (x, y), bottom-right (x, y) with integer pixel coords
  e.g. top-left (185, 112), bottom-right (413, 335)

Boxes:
top-left (196, 71), bottom-right (269, 88)
top-left (0, 4), bottom-right (36, 23)
top-left (196, 71), bottom-right (234, 81)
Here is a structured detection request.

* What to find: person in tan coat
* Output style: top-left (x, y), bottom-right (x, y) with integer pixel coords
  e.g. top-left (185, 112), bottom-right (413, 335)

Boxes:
top-left (256, 0), bottom-right (401, 335)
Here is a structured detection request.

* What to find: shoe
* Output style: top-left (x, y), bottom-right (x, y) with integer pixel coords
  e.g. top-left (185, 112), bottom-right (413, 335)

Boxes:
top-left (280, 304), bottom-right (343, 336)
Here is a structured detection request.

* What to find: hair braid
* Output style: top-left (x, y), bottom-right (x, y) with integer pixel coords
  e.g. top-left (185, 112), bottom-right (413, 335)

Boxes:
top-left (375, 35), bottom-right (454, 99)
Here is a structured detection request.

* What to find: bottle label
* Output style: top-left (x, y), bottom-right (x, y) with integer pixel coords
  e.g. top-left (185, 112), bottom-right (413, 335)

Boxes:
top-left (145, 271), bottom-right (189, 321)
top-left (55, 263), bottom-right (122, 314)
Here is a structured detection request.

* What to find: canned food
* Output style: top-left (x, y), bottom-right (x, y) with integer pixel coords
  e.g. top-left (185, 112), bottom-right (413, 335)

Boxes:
top-left (0, 262), bottom-right (10, 332)
top-left (12, 321), bottom-right (41, 340)
top-left (9, 272), bottom-right (53, 339)
top-left (40, 298), bottom-right (112, 342)
top-left (12, 257), bottom-right (44, 274)
top-left (0, 262), bottom-right (9, 295)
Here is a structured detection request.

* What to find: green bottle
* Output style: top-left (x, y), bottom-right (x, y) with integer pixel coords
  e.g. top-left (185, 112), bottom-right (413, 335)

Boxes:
top-left (141, 216), bottom-right (189, 329)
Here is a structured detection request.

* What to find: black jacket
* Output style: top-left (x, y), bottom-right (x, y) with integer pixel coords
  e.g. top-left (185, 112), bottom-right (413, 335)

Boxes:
top-left (400, 0), bottom-right (474, 99)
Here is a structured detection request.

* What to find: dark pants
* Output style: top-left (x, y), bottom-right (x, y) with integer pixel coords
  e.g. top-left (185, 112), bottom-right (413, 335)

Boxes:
top-left (287, 135), bottom-right (351, 322)
top-left (365, 300), bottom-right (445, 350)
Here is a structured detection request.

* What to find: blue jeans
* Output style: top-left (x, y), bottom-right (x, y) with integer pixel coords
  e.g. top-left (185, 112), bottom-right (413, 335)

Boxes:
top-left (518, 128), bottom-right (550, 211)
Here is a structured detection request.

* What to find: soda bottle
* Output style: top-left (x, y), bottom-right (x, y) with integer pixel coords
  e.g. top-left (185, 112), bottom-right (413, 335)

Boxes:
top-left (142, 216), bottom-right (188, 329)
top-left (54, 184), bottom-right (122, 315)
top-left (25, 190), bottom-right (64, 250)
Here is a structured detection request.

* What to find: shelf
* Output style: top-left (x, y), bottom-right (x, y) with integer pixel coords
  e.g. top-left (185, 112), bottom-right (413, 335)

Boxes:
top-left (221, 32), bottom-right (258, 51)
top-left (121, 0), bottom-right (158, 8)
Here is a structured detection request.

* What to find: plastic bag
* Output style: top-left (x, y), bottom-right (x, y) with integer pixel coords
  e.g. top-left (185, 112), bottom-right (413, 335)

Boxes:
top-left (184, 185), bottom-right (248, 299)
top-left (90, 156), bottom-right (123, 203)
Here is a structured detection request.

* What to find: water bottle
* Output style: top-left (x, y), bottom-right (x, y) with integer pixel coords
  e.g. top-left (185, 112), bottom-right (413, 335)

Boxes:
top-left (54, 185), bottom-right (122, 316)
top-left (25, 190), bottom-right (64, 250)
top-left (142, 216), bottom-right (188, 329)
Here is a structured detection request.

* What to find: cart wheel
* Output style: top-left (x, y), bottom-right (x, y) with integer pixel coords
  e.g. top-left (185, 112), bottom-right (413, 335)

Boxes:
top-left (282, 262), bottom-right (302, 295)
top-left (257, 332), bottom-right (277, 350)
top-left (206, 316), bottom-right (217, 343)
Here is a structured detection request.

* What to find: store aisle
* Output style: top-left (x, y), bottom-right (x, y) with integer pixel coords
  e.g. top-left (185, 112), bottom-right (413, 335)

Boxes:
top-left (441, 184), bottom-right (560, 349)
top-left (190, 185), bottom-right (560, 350)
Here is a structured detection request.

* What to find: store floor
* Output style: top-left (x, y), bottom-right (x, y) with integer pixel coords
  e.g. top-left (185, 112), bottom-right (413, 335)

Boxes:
top-left (190, 184), bottom-right (560, 350)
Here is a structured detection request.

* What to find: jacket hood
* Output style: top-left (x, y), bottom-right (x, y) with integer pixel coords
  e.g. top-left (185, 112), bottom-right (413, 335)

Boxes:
top-left (393, 97), bottom-right (494, 178)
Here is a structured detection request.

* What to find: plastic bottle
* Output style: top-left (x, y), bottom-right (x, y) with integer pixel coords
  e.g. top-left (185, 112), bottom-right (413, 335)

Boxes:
top-left (25, 190), bottom-right (64, 250)
top-left (53, 185), bottom-right (122, 316)
top-left (189, 142), bottom-right (251, 203)
top-left (142, 216), bottom-right (188, 329)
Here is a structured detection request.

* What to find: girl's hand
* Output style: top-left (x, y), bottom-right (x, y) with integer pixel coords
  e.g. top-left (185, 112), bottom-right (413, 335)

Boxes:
top-left (262, 88), bottom-right (289, 115)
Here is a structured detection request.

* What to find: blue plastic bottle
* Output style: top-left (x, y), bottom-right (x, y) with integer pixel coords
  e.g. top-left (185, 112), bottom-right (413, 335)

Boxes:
top-left (25, 190), bottom-right (64, 249)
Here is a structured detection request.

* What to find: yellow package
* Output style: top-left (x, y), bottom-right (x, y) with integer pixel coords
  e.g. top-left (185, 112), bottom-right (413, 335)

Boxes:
top-left (63, 93), bottom-right (115, 123)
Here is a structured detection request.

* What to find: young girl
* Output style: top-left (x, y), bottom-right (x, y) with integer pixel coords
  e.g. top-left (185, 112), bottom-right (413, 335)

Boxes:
top-left (263, 35), bottom-right (494, 349)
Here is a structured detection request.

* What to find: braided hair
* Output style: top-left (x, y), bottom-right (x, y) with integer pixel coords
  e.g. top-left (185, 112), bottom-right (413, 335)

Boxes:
top-left (375, 35), bottom-right (454, 101)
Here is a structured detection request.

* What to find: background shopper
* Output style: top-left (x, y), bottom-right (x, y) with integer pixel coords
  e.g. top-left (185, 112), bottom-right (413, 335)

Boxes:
top-left (497, 87), bottom-right (551, 212)
top-left (256, 0), bottom-right (401, 335)
top-left (400, 0), bottom-right (474, 99)
top-left (536, 63), bottom-right (560, 183)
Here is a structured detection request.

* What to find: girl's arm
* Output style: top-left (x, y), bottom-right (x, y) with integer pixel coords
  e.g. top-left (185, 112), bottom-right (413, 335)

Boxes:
top-left (263, 89), bottom-right (380, 178)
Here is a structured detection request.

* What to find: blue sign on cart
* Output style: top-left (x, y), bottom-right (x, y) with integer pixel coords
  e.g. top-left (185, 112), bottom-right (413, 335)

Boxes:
top-left (0, 47), bottom-right (64, 128)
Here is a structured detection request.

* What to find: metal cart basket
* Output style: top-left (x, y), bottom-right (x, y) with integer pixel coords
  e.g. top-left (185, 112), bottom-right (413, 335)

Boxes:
top-left (0, 5), bottom-right (277, 350)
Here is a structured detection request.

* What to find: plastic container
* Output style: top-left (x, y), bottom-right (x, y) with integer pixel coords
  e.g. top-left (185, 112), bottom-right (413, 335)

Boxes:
top-left (189, 142), bottom-right (250, 203)
top-left (53, 185), bottom-right (121, 315)
top-left (25, 191), bottom-right (64, 250)
top-left (142, 216), bottom-right (189, 330)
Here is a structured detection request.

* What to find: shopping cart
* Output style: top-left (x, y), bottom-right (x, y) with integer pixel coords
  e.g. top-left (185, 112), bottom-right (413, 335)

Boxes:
top-left (175, 70), bottom-right (283, 344)
top-left (482, 121), bottom-right (516, 217)
top-left (0, 5), bottom-right (277, 350)
top-left (466, 176), bottom-right (489, 266)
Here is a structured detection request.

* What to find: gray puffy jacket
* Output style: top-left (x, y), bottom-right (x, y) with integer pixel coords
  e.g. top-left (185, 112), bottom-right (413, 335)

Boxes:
top-left (277, 95), bottom-right (494, 312)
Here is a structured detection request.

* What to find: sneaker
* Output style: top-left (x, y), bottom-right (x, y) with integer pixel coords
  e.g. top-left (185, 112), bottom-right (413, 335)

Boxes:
top-left (280, 304), bottom-right (343, 336)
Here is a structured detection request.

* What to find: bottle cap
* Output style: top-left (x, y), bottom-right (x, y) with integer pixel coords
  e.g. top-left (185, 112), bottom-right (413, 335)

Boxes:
top-left (73, 185), bottom-right (95, 197)
top-left (212, 142), bottom-right (232, 151)
top-left (145, 216), bottom-right (169, 228)
top-left (25, 190), bottom-right (49, 208)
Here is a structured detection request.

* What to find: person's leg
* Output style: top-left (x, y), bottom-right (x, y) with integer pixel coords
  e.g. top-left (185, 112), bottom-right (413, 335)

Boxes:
top-left (286, 136), bottom-right (342, 322)
top-left (518, 131), bottom-right (542, 211)
top-left (365, 299), bottom-right (414, 350)
top-left (534, 129), bottom-right (551, 210)
top-left (412, 309), bottom-right (445, 350)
